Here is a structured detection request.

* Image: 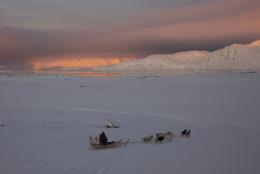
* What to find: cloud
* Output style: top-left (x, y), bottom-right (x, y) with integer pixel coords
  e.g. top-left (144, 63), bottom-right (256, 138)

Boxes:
top-left (0, 0), bottom-right (260, 68)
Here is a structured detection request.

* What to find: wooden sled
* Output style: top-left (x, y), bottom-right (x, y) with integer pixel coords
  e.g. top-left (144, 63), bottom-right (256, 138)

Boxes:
top-left (89, 136), bottom-right (129, 150)
top-left (105, 118), bottom-right (120, 128)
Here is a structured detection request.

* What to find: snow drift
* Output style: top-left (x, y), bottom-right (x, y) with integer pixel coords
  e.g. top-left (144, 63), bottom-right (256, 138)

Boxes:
top-left (100, 40), bottom-right (260, 72)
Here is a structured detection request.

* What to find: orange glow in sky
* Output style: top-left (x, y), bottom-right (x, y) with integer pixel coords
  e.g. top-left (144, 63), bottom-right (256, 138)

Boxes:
top-left (31, 56), bottom-right (135, 70)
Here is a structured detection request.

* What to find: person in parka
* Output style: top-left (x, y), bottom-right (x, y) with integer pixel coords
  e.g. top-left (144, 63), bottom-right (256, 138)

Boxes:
top-left (99, 132), bottom-right (108, 145)
top-left (99, 132), bottom-right (115, 145)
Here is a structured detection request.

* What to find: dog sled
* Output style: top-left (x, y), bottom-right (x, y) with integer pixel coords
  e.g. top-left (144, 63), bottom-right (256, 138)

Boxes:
top-left (89, 136), bottom-right (129, 149)
top-left (105, 118), bottom-right (119, 128)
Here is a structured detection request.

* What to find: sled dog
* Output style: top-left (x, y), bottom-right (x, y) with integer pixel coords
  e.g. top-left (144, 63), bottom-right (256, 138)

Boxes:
top-left (181, 129), bottom-right (191, 137)
top-left (142, 135), bottom-right (153, 143)
top-left (155, 131), bottom-right (173, 142)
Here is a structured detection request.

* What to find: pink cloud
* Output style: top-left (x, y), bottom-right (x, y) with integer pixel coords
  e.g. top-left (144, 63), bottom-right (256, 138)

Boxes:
top-left (0, 0), bottom-right (259, 68)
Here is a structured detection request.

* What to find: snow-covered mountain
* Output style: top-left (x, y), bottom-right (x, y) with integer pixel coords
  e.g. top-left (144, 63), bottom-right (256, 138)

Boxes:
top-left (100, 40), bottom-right (260, 72)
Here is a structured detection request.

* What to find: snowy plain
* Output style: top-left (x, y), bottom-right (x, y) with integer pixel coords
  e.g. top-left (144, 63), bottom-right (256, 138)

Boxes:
top-left (0, 73), bottom-right (260, 174)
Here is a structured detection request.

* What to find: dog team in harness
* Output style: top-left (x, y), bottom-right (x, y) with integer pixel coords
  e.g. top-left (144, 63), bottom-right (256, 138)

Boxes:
top-left (143, 129), bottom-right (191, 143)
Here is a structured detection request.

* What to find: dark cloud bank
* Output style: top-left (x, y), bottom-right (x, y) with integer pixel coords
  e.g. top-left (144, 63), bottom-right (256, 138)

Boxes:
top-left (0, 0), bottom-right (260, 68)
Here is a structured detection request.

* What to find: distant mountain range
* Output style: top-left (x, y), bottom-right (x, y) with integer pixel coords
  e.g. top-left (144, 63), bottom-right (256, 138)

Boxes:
top-left (99, 40), bottom-right (260, 73)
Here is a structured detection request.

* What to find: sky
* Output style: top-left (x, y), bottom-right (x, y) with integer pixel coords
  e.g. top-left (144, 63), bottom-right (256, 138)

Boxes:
top-left (0, 0), bottom-right (260, 69)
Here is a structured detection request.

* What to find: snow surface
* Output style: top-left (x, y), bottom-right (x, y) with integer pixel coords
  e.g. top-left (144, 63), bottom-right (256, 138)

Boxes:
top-left (1, 74), bottom-right (260, 174)
top-left (100, 40), bottom-right (260, 72)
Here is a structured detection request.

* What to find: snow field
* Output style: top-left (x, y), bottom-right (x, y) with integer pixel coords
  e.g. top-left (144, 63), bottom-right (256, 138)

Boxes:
top-left (1, 74), bottom-right (260, 174)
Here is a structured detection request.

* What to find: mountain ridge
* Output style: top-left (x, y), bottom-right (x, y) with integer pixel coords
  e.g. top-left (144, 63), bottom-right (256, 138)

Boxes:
top-left (98, 40), bottom-right (260, 72)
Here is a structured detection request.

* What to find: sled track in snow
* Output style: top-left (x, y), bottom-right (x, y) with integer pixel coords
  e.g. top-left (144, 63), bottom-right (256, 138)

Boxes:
top-left (57, 107), bottom-right (193, 123)
top-left (62, 146), bottom-right (140, 174)
top-left (57, 107), bottom-right (245, 127)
